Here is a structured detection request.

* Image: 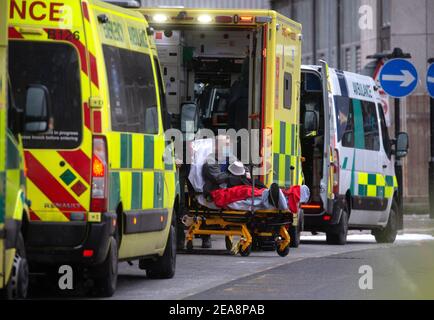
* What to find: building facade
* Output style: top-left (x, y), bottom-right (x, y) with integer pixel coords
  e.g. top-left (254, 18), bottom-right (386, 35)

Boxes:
top-left (272, 0), bottom-right (434, 208)
top-left (139, 0), bottom-right (271, 9)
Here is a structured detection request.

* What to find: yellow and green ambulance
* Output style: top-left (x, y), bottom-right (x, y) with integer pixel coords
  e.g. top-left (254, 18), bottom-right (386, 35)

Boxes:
top-left (8, 0), bottom-right (179, 297)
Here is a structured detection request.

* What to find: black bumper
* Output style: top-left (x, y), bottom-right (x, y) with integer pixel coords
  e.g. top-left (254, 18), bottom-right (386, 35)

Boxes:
top-left (26, 213), bottom-right (116, 267)
top-left (303, 197), bottom-right (346, 232)
top-left (304, 212), bottom-right (331, 232)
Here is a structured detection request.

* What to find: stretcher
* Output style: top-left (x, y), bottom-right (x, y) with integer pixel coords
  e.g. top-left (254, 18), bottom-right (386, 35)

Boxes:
top-left (183, 139), bottom-right (296, 257)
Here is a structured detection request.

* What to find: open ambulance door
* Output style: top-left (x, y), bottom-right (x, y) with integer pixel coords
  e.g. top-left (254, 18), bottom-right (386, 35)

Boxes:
top-left (319, 60), bottom-right (333, 214)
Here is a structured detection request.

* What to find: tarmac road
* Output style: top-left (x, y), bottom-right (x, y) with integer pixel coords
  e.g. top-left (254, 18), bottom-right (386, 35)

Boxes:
top-left (112, 232), bottom-right (434, 300)
top-left (28, 215), bottom-right (434, 300)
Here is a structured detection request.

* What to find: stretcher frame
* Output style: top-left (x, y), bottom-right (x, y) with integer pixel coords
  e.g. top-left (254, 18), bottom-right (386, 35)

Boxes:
top-left (184, 193), bottom-right (294, 257)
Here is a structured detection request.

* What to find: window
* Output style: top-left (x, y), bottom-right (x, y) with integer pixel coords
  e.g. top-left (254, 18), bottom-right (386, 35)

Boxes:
top-left (103, 45), bottom-right (158, 134)
top-left (153, 56), bottom-right (169, 131)
top-left (360, 100), bottom-right (380, 151)
top-left (355, 46), bottom-right (361, 73)
top-left (378, 105), bottom-right (391, 158)
top-left (284, 72), bottom-right (292, 109)
top-left (335, 97), bottom-right (380, 151)
top-left (334, 96), bottom-right (354, 148)
top-left (9, 41), bottom-right (82, 149)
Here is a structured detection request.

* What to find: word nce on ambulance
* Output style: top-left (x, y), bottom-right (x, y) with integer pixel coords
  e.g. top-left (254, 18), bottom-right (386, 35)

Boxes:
top-left (299, 63), bottom-right (409, 245)
top-left (8, 0), bottom-right (179, 297)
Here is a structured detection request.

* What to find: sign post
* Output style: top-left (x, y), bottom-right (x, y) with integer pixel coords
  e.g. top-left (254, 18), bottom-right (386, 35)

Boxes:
top-left (427, 60), bottom-right (434, 219)
top-left (379, 51), bottom-right (416, 219)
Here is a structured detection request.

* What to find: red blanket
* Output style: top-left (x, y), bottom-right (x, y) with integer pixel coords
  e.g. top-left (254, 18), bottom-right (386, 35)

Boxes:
top-left (210, 185), bottom-right (265, 208)
top-left (210, 185), bottom-right (301, 213)
top-left (282, 185), bottom-right (301, 213)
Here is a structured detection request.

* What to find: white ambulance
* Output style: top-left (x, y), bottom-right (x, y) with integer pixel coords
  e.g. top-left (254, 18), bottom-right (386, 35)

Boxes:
top-left (299, 62), bottom-right (409, 245)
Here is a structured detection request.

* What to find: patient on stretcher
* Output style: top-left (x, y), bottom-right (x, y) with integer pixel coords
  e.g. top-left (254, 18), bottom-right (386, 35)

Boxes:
top-left (188, 136), bottom-right (309, 212)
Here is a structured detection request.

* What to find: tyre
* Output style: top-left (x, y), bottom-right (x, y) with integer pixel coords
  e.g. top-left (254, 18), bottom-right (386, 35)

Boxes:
top-left (1, 232), bottom-right (29, 299)
top-left (276, 244), bottom-right (290, 257)
top-left (374, 201), bottom-right (398, 244)
top-left (186, 239), bottom-right (194, 252)
top-left (225, 236), bottom-right (233, 252)
top-left (93, 236), bottom-right (118, 297)
top-left (326, 206), bottom-right (348, 245)
top-left (146, 225), bottom-right (176, 279)
top-left (239, 244), bottom-right (252, 257)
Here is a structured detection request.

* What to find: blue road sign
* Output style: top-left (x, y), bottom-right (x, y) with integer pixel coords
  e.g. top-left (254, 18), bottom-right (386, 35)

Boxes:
top-left (427, 64), bottom-right (434, 98)
top-left (379, 59), bottom-right (418, 98)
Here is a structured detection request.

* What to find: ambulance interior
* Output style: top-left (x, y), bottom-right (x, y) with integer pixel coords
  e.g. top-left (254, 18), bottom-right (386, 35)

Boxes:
top-left (153, 26), bottom-right (266, 138)
top-left (300, 70), bottom-right (325, 209)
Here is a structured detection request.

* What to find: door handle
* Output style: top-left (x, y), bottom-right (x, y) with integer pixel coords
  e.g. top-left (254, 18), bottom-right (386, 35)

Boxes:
top-left (382, 164), bottom-right (388, 169)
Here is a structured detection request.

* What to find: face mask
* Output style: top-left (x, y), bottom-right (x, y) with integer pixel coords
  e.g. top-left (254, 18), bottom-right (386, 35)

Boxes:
top-left (221, 146), bottom-right (230, 157)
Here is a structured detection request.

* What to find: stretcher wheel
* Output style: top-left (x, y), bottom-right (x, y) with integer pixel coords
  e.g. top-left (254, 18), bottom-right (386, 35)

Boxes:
top-left (276, 244), bottom-right (290, 257)
top-left (186, 240), bottom-right (194, 252)
top-left (239, 244), bottom-right (252, 257)
top-left (225, 236), bottom-right (233, 251)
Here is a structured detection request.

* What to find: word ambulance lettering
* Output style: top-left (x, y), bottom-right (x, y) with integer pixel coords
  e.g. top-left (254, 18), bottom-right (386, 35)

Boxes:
top-left (128, 26), bottom-right (147, 48)
top-left (352, 81), bottom-right (373, 98)
top-left (10, 0), bottom-right (64, 22)
top-left (102, 19), bottom-right (124, 42)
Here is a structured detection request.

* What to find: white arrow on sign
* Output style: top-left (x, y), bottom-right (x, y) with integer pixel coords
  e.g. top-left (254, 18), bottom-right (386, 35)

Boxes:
top-left (382, 70), bottom-right (416, 87)
top-left (428, 76), bottom-right (434, 84)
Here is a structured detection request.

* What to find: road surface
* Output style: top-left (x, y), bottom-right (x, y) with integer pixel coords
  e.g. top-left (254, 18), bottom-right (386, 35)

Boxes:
top-left (28, 214), bottom-right (434, 300)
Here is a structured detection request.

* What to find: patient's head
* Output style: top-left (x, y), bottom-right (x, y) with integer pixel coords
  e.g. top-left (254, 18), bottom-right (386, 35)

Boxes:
top-left (215, 135), bottom-right (231, 162)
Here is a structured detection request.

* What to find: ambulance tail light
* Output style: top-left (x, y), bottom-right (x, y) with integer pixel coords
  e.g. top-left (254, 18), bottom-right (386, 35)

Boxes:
top-left (215, 16), bottom-right (233, 23)
top-left (239, 16), bottom-right (254, 23)
top-left (91, 136), bottom-right (108, 212)
top-left (331, 148), bottom-right (340, 194)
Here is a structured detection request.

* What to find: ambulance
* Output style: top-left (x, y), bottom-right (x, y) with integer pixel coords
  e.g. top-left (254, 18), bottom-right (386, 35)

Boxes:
top-left (8, 0), bottom-right (179, 297)
top-left (1, 0), bottom-right (50, 299)
top-left (138, 8), bottom-right (305, 247)
top-left (299, 62), bottom-right (409, 245)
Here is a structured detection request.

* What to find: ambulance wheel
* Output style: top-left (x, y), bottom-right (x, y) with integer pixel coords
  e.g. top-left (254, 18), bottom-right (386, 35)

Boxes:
top-left (239, 244), bottom-right (252, 257)
top-left (374, 201), bottom-right (398, 244)
top-left (276, 244), bottom-right (290, 257)
top-left (186, 240), bottom-right (194, 252)
top-left (225, 236), bottom-right (233, 251)
top-left (326, 206), bottom-right (348, 245)
top-left (2, 233), bottom-right (29, 299)
top-left (93, 236), bottom-right (118, 297)
top-left (146, 225), bottom-right (176, 279)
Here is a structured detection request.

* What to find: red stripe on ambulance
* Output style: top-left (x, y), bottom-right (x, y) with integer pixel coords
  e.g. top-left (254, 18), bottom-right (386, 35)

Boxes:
top-left (24, 152), bottom-right (85, 213)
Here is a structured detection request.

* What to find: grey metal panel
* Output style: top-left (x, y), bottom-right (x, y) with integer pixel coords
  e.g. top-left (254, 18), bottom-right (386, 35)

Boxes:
top-left (140, 0), bottom-right (271, 9)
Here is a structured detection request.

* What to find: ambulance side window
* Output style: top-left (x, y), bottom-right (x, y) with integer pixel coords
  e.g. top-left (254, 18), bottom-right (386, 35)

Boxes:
top-left (334, 96), bottom-right (354, 148)
top-left (103, 45), bottom-right (158, 134)
top-left (284, 72), bottom-right (292, 109)
top-left (153, 56), bottom-right (169, 131)
top-left (378, 105), bottom-right (392, 158)
top-left (360, 100), bottom-right (380, 151)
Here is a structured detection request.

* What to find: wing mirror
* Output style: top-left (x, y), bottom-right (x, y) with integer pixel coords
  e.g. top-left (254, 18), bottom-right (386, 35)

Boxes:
top-left (180, 102), bottom-right (199, 136)
top-left (303, 110), bottom-right (319, 137)
top-left (24, 84), bottom-right (51, 133)
top-left (395, 132), bottom-right (409, 158)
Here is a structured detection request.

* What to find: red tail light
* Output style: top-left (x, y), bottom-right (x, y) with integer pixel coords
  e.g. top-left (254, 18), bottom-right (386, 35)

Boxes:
top-left (215, 16), bottom-right (233, 23)
top-left (331, 148), bottom-right (340, 194)
top-left (323, 215), bottom-right (332, 221)
top-left (83, 249), bottom-right (94, 257)
top-left (90, 136), bottom-right (108, 212)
